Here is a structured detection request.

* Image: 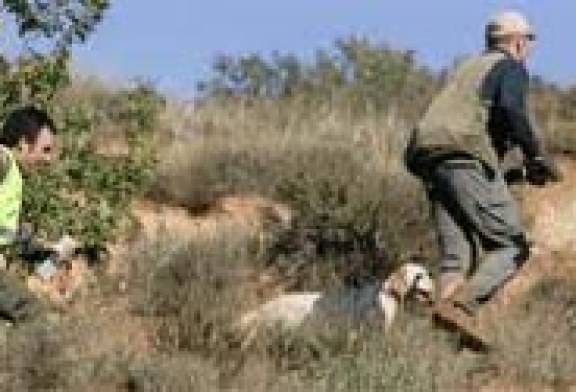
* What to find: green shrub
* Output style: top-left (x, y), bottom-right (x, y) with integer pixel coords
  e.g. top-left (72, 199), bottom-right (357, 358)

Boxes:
top-left (0, 53), bottom-right (70, 115)
top-left (17, 81), bottom-right (162, 262)
top-left (0, 43), bottom-right (162, 263)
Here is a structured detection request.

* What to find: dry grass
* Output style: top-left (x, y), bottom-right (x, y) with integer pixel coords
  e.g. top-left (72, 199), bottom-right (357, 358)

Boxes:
top-left (3, 244), bottom-right (574, 391)
top-left (1, 76), bottom-right (576, 390)
top-left (154, 99), bottom-right (434, 285)
top-left (121, 97), bottom-right (576, 390)
top-left (116, 227), bottom-right (576, 391)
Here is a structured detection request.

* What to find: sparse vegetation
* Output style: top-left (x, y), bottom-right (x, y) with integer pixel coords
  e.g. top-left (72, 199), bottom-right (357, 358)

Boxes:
top-left (0, 29), bottom-right (575, 391)
top-left (153, 100), bottom-right (434, 289)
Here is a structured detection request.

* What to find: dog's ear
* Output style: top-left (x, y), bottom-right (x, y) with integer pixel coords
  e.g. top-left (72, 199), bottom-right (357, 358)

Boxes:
top-left (385, 266), bottom-right (409, 299)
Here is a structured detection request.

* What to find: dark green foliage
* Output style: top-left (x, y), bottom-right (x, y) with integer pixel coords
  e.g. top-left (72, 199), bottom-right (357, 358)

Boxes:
top-left (3, 0), bottom-right (110, 50)
top-left (0, 1), bottom-right (145, 262)
top-left (0, 0), bottom-right (110, 112)
top-left (199, 37), bottom-right (439, 122)
top-left (103, 80), bottom-right (167, 143)
top-left (0, 52), bottom-right (70, 116)
top-left (20, 83), bottom-right (162, 261)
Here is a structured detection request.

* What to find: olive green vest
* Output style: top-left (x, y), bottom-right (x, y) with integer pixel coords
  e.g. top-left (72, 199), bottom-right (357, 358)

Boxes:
top-left (0, 146), bottom-right (23, 247)
top-left (411, 51), bottom-right (507, 171)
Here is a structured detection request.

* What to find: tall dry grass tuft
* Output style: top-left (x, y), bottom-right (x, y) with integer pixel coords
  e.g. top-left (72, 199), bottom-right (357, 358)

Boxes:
top-left (488, 278), bottom-right (576, 386)
top-left (154, 99), bottom-right (435, 286)
top-left (127, 229), bottom-right (262, 358)
top-left (121, 230), bottom-right (576, 391)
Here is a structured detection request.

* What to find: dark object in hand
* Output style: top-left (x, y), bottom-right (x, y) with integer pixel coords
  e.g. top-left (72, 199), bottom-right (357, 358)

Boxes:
top-left (525, 157), bottom-right (562, 186)
top-left (503, 167), bottom-right (526, 184)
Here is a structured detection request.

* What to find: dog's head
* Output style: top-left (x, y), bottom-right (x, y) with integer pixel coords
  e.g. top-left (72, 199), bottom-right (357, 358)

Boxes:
top-left (384, 263), bottom-right (434, 304)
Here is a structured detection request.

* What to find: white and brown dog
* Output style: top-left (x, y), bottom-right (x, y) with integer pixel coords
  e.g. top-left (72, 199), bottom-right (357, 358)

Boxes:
top-left (237, 263), bottom-right (434, 341)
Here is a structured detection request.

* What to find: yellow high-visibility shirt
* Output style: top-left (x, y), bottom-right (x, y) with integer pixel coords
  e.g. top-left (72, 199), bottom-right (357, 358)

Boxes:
top-left (0, 146), bottom-right (22, 246)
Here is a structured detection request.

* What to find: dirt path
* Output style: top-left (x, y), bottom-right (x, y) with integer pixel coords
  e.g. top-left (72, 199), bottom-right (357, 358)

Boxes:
top-left (131, 195), bottom-right (291, 242)
top-left (489, 157), bottom-right (576, 308)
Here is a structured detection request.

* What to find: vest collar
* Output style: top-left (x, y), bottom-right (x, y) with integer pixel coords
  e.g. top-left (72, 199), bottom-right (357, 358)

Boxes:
top-left (485, 47), bottom-right (514, 59)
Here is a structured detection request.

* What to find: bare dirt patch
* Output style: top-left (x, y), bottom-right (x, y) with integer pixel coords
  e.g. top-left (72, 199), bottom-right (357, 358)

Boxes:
top-left (131, 195), bottom-right (292, 242)
top-left (524, 156), bottom-right (576, 254)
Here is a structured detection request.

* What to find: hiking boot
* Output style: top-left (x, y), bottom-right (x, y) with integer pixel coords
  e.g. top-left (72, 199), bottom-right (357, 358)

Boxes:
top-left (433, 300), bottom-right (492, 352)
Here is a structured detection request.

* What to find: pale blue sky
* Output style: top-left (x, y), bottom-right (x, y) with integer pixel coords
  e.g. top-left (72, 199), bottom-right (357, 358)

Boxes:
top-left (5, 1), bottom-right (576, 96)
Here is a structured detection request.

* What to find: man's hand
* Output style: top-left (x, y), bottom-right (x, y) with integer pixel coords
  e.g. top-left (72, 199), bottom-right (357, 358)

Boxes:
top-left (49, 235), bottom-right (81, 261)
top-left (525, 156), bottom-right (562, 186)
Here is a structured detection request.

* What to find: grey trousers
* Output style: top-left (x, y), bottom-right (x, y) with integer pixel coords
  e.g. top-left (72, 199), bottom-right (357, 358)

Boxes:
top-left (428, 159), bottom-right (529, 312)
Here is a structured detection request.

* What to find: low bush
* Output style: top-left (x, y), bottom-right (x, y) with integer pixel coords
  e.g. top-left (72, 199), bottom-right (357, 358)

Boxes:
top-left (154, 102), bottom-right (435, 288)
top-left (16, 80), bottom-right (163, 262)
top-left (127, 229), bottom-right (261, 359)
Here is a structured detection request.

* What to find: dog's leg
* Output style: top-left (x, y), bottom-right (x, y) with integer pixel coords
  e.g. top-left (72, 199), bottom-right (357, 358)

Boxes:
top-left (239, 324), bottom-right (258, 353)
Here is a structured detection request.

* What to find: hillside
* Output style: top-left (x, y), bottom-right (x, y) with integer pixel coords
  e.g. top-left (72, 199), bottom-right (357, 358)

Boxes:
top-left (12, 155), bottom-right (576, 391)
top-left (1, 41), bottom-right (575, 390)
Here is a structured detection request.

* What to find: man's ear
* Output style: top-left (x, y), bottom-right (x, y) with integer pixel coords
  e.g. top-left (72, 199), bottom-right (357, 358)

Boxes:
top-left (514, 40), bottom-right (522, 57)
top-left (17, 138), bottom-right (28, 154)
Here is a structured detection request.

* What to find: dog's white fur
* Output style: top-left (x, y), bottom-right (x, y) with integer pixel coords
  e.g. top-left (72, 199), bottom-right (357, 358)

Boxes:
top-left (238, 263), bottom-right (434, 336)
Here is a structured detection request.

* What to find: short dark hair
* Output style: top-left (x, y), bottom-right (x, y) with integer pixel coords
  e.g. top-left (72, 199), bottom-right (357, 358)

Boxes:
top-left (486, 35), bottom-right (499, 49)
top-left (0, 106), bottom-right (56, 148)
top-left (486, 35), bottom-right (512, 50)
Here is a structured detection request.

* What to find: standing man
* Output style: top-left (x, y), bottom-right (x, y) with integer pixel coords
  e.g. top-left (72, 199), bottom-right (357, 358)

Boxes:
top-left (405, 11), bottom-right (561, 349)
top-left (0, 106), bottom-right (57, 323)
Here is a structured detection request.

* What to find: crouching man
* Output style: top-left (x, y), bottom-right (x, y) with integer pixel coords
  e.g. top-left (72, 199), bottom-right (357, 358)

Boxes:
top-left (0, 107), bottom-right (77, 323)
top-left (405, 11), bottom-right (561, 349)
